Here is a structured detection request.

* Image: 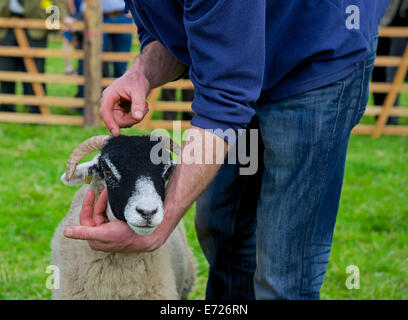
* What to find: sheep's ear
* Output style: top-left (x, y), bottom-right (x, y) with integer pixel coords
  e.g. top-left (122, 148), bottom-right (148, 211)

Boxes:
top-left (61, 155), bottom-right (101, 186)
top-left (162, 160), bottom-right (176, 181)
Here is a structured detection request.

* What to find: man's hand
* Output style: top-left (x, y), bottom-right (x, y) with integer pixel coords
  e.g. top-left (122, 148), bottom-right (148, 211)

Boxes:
top-left (64, 128), bottom-right (227, 254)
top-left (100, 69), bottom-right (150, 137)
top-left (99, 41), bottom-right (186, 136)
top-left (64, 189), bottom-right (168, 253)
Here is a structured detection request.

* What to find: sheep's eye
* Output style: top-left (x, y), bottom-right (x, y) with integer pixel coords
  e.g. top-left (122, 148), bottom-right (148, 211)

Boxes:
top-left (105, 169), bottom-right (113, 176)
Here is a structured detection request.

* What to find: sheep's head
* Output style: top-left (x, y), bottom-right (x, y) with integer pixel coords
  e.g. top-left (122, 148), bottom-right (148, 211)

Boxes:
top-left (61, 135), bottom-right (180, 236)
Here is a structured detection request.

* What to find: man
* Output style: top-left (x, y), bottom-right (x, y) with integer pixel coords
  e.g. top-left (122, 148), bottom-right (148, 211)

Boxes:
top-left (65, 1), bottom-right (390, 299)
top-left (0, 0), bottom-right (70, 113)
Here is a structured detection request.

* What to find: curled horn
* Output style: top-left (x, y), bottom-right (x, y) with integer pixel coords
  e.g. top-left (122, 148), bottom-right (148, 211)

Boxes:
top-left (154, 134), bottom-right (181, 156)
top-left (65, 135), bottom-right (111, 180)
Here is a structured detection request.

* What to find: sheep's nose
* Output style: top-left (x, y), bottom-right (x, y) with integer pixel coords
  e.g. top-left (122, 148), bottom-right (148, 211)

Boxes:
top-left (136, 207), bottom-right (158, 220)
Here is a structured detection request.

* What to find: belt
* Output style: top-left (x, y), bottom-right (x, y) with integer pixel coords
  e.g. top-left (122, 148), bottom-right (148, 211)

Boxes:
top-left (103, 10), bottom-right (123, 18)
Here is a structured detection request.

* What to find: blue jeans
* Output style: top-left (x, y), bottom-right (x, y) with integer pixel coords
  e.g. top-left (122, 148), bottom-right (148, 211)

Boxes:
top-left (195, 38), bottom-right (377, 300)
top-left (102, 14), bottom-right (133, 79)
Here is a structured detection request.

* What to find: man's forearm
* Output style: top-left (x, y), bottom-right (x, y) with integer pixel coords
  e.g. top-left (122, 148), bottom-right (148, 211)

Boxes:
top-left (158, 127), bottom-right (229, 237)
top-left (128, 41), bottom-right (186, 90)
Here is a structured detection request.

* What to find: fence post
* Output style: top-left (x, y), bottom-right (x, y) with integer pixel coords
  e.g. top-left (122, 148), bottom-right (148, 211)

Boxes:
top-left (83, 0), bottom-right (102, 127)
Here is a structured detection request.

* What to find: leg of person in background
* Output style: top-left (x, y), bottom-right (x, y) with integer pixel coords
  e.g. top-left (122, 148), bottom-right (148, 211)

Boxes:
top-left (63, 31), bottom-right (76, 75)
top-left (102, 30), bottom-right (112, 78)
top-left (181, 83), bottom-right (194, 121)
top-left (374, 5), bottom-right (408, 125)
top-left (0, 29), bottom-right (18, 112)
top-left (385, 36), bottom-right (408, 125)
top-left (195, 116), bottom-right (263, 300)
top-left (23, 32), bottom-right (47, 114)
top-left (109, 14), bottom-right (133, 78)
top-left (372, 36), bottom-right (399, 125)
top-left (164, 74), bottom-right (194, 121)
top-left (77, 56), bottom-right (84, 98)
top-left (75, 32), bottom-right (84, 115)
top-left (162, 88), bottom-right (178, 121)
top-left (372, 37), bottom-right (389, 108)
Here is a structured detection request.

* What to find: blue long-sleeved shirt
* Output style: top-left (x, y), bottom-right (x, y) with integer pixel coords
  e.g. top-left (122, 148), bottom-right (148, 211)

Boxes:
top-left (125, 0), bottom-right (389, 134)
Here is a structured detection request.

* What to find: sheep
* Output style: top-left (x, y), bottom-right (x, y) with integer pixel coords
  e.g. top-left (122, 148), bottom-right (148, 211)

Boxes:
top-left (51, 135), bottom-right (196, 300)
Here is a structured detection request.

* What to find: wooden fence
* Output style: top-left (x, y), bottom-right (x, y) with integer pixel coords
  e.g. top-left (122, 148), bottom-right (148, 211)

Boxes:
top-left (0, 5), bottom-right (407, 136)
top-left (0, 0), bottom-right (192, 130)
top-left (354, 27), bottom-right (408, 137)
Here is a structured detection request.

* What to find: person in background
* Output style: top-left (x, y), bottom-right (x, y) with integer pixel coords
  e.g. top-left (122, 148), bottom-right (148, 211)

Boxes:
top-left (0, 0), bottom-right (71, 113)
top-left (63, 0), bottom-right (81, 75)
top-left (373, 0), bottom-right (408, 124)
top-left (75, 0), bottom-right (132, 102)
top-left (161, 74), bottom-right (194, 122)
top-left (100, 0), bottom-right (133, 79)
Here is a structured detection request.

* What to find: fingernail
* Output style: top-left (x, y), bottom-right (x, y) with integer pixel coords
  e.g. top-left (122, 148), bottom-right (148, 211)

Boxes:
top-left (64, 228), bottom-right (73, 237)
top-left (134, 111), bottom-right (143, 119)
top-left (110, 128), bottom-right (119, 136)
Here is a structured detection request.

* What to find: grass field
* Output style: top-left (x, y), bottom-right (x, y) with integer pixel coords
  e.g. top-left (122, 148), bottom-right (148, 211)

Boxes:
top-left (0, 123), bottom-right (407, 300)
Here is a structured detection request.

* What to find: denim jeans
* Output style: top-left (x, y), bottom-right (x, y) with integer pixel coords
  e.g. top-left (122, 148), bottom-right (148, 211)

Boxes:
top-left (102, 14), bottom-right (133, 79)
top-left (195, 37), bottom-right (377, 300)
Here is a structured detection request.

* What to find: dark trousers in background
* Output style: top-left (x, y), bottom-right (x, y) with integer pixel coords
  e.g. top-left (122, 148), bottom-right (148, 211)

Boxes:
top-left (102, 14), bottom-right (133, 79)
top-left (372, 36), bottom-right (407, 125)
top-left (0, 28), bottom-right (46, 113)
top-left (162, 75), bottom-right (194, 121)
top-left (372, 14), bottom-right (408, 125)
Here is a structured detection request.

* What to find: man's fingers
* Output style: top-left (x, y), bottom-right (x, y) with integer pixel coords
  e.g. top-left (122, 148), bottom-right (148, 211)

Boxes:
top-left (80, 191), bottom-right (96, 227)
top-left (130, 91), bottom-right (149, 121)
top-left (113, 111), bottom-right (138, 128)
top-left (64, 225), bottom-right (110, 241)
top-left (100, 93), bottom-right (120, 136)
top-left (88, 240), bottom-right (116, 252)
top-left (93, 189), bottom-right (108, 225)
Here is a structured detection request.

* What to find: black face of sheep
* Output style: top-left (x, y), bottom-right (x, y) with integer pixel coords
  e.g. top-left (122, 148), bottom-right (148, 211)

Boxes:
top-left (61, 135), bottom-right (179, 235)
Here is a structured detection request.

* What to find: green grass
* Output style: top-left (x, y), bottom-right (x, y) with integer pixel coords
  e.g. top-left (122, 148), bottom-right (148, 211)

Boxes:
top-left (321, 135), bottom-right (408, 299)
top-left (0, 124), bottom-right (208, 300)
top-left (0, 123), bottom-right (407, 300)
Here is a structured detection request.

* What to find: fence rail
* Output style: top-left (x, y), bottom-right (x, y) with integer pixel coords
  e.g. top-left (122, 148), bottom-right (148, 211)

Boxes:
top-left (0, 11), bottom-right (407, 136)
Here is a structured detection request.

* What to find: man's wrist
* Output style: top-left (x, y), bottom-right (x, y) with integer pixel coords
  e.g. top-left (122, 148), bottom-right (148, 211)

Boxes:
top-left (132, 40), bottom-right (187, 89)
top-left (130, 42), bottom-right (158, 89)
top-left (125, 58), bottom-right (151, 90)
top-left (126, 231), bottom-right (161, 252)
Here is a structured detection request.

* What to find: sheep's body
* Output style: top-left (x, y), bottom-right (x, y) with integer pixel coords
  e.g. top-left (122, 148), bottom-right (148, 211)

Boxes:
top-left (51, 181), bottom-right (196, 300)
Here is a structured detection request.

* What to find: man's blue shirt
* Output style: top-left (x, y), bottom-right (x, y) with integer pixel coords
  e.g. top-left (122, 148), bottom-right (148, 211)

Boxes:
top-left (125, 0), bottom-right (389, 133)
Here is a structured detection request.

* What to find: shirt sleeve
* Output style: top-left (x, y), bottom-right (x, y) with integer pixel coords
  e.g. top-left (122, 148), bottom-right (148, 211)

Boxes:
top-left (184, 0), bottom-right (265, 142)
top-left (132, 13), bottom-right (156, 53)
